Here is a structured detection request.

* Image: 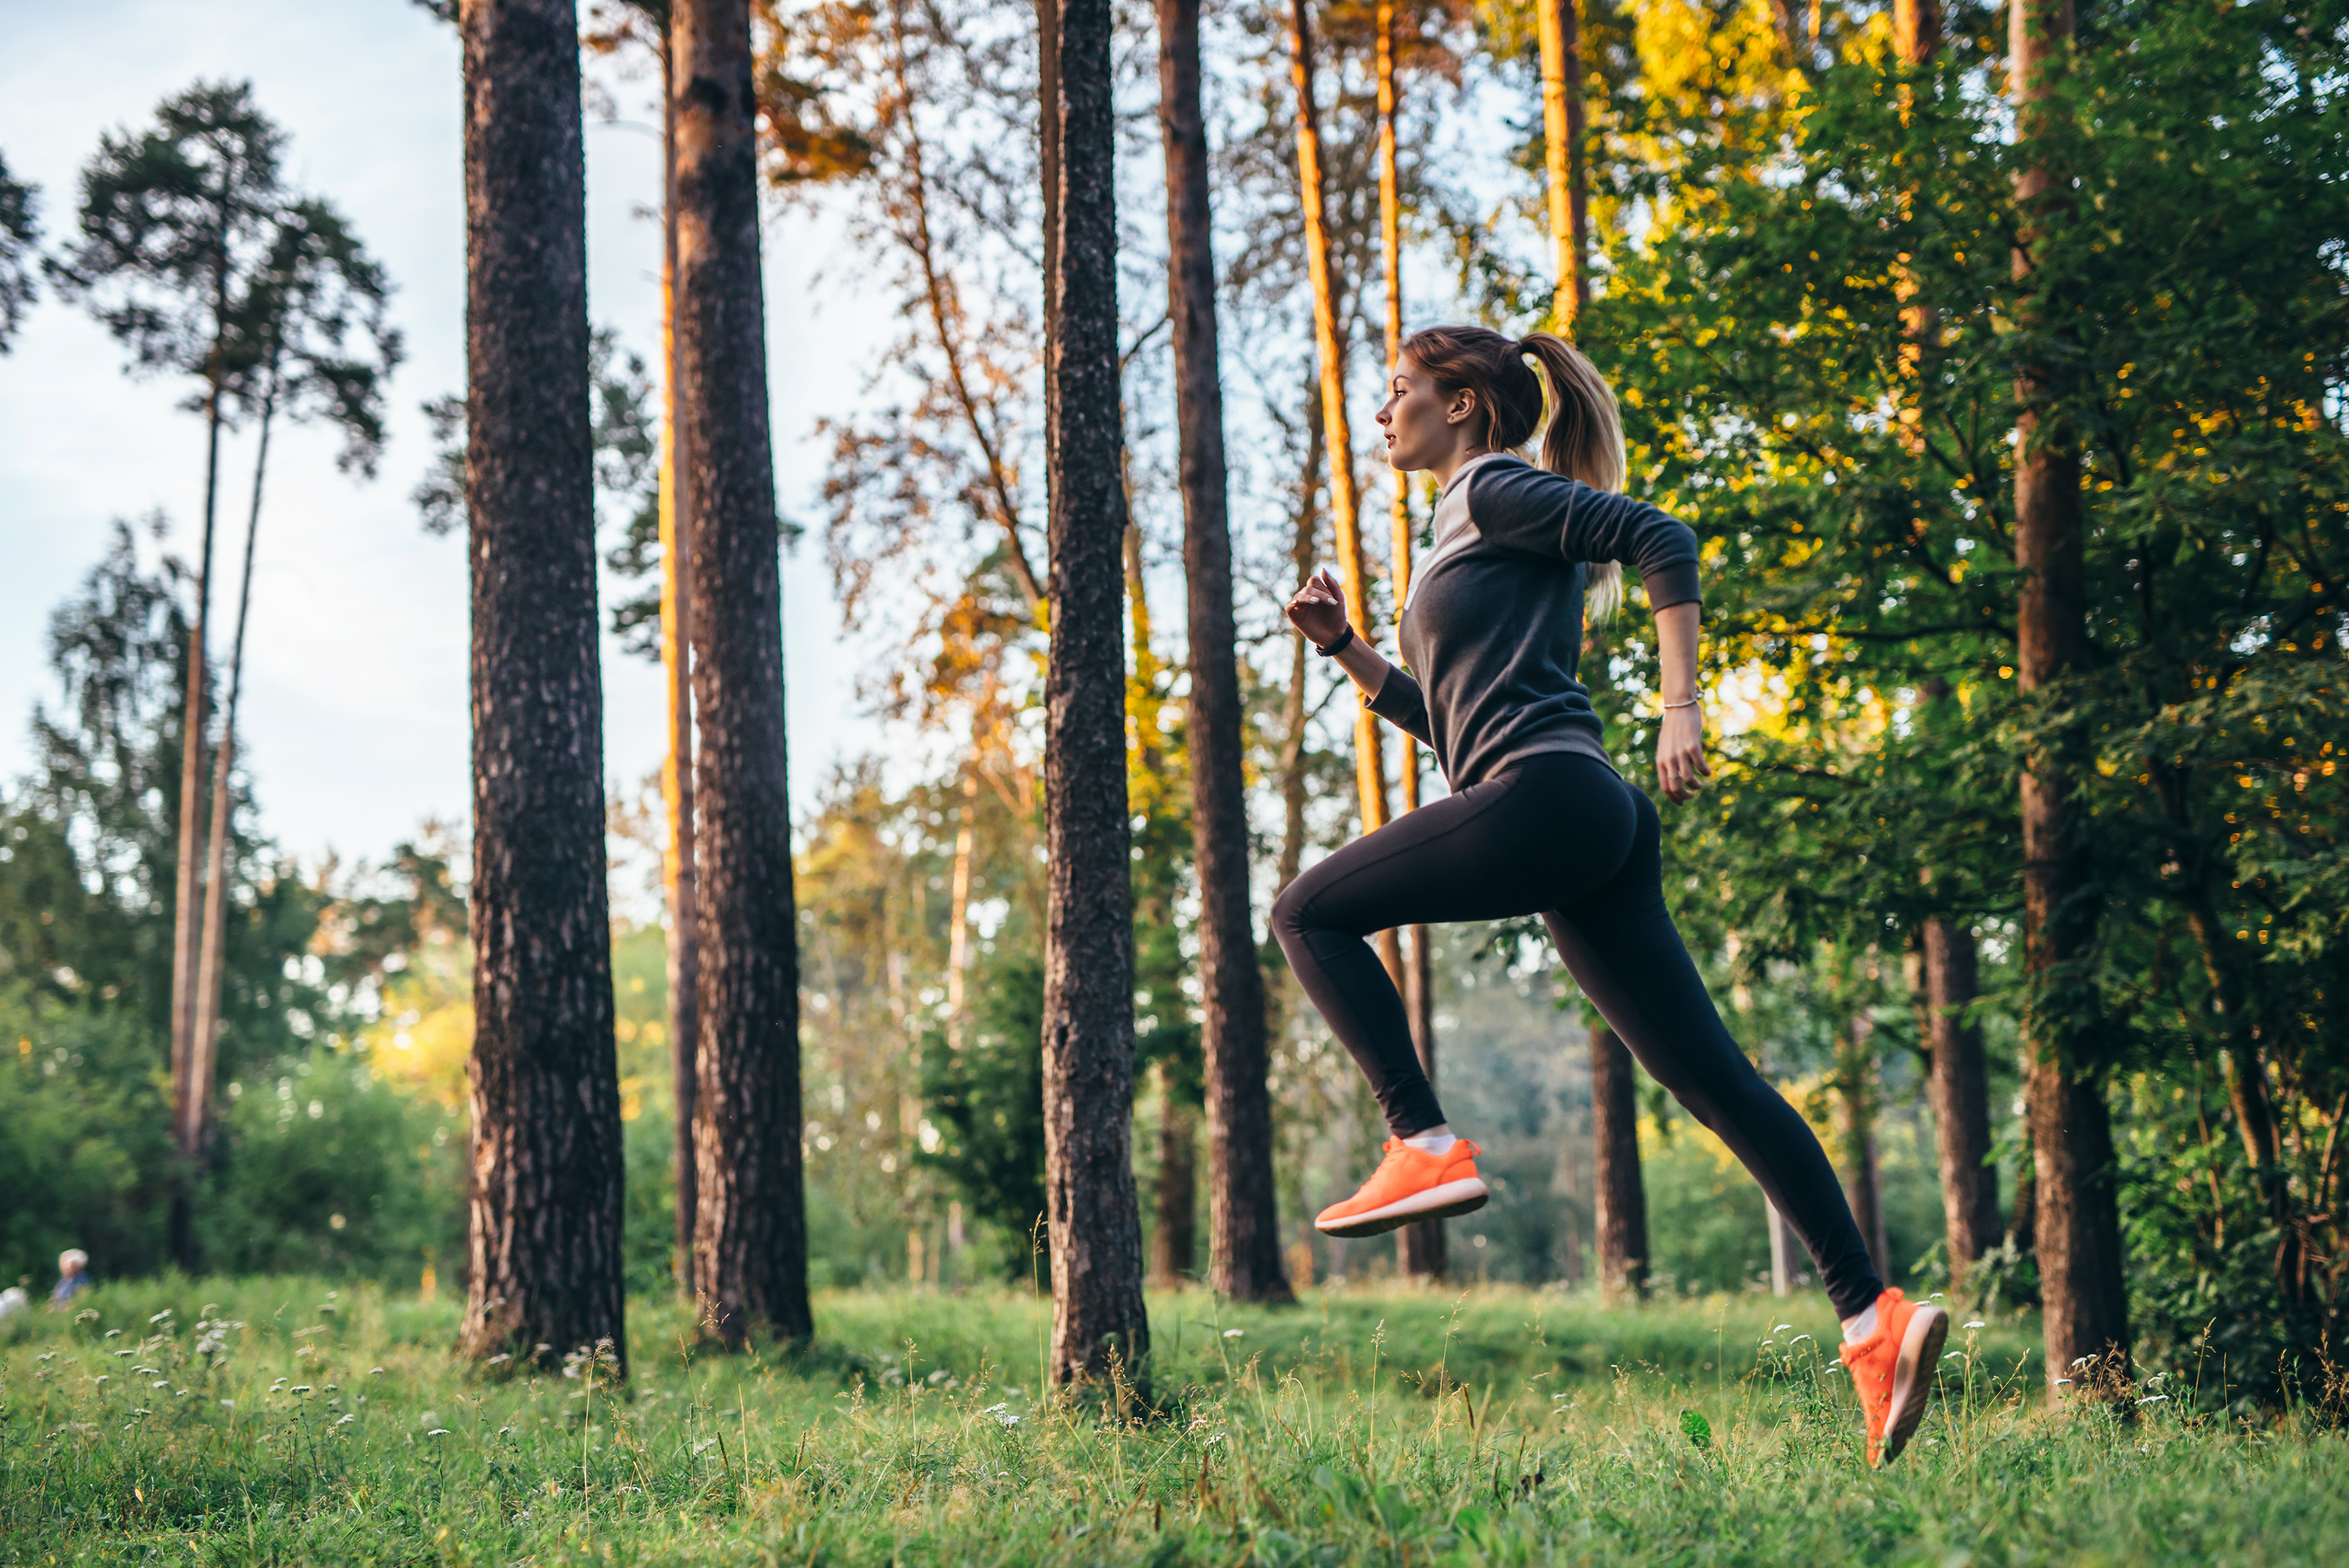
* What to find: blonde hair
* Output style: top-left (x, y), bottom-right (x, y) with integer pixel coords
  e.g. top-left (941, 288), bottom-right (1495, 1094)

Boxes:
top-left (1400, 325), bottom-right (1630, 620)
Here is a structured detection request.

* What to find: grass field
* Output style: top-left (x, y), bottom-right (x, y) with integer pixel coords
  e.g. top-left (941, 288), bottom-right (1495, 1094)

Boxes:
top-left (4, 1279), bottom-right (2343, 1565)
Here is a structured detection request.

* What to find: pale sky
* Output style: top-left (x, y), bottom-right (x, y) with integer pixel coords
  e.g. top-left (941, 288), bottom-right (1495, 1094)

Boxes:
top-left (0, 0), bottom-right (885, 877)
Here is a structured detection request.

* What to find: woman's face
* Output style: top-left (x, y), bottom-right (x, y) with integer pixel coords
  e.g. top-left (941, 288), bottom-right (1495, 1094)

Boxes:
top-left (1376, 354), bottom-right (1476, 473)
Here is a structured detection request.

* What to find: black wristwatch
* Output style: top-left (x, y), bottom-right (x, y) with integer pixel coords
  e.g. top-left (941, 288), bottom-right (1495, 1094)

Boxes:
top-left (1314, 624), bottom-right (1356, 658)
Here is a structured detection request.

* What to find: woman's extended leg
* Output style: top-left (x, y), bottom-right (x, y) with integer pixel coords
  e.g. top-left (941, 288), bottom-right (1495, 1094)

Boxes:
top-left (1272, 754), bottom-right (1639, 1138)
top-left (1539, 785), bottom-right (1884, 1320)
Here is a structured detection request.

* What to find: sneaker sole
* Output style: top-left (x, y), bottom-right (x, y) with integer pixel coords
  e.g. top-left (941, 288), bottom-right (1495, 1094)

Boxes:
top-left (1314, 1177), bottom-right (1490, 1239)
top-left (1879, 1304), bottom-right (1948, 1467)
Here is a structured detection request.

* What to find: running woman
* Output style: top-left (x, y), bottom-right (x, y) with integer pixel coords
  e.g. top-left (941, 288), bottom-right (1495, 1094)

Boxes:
top-left (1279, 326), bottom-right (1946, 1466)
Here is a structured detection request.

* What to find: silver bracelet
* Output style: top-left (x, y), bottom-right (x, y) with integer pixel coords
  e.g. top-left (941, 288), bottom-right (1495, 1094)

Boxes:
top-left (1663, 698), bottom-right (1700, 710)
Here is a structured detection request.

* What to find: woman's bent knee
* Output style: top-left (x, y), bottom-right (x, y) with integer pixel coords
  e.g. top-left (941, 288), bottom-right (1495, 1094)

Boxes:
top-left (1271, 876), bottom-right (1315, 940)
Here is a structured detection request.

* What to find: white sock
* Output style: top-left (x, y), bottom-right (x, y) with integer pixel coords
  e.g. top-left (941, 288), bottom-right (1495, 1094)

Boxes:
top-left (1842, 1303), bottom-right (1879, 1344)
top-left (1401, 1124), bottom-right (1457, 1155)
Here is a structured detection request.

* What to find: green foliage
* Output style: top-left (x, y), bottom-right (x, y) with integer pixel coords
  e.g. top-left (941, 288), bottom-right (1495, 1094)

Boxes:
top-left (8, 1283), bottom-right (2345, 1565)
top-left (0, 147), bottom-right (38, 351)
top-left (918, 949), bottom-right (1048, 1277)
top-left (0, 985), bottom-right (464, 1290)
top-left (1574, 0), bottom-right (2349, 1373)
top-left (46, 79), bottom-right (286, 392)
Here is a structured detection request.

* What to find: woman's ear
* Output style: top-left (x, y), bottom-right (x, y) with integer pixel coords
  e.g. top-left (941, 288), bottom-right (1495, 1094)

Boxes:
top-left (1446, 387), bottom-right (1476, 426)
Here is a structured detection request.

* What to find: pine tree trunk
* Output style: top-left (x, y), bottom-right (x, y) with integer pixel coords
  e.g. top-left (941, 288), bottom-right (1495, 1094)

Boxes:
top-left (1151, 1068), bottom-right (1198, 1286)
top-left (1591, 1023), bottom-right (1648, 1299)
top-left (658, 36), bottom-right (703, 1301)
top-left (2012, 0), bottom-right (2128, 1397)
top-left (1277, 382), bottom-right (1323, 895)
top-left (1925, 918), bottom-right (2000, 1290)
top-left (1894, 0), bottom-right (1941, 61)
top-left (1375, 0), bottom-right (1442, 1285)
top-left (167, 341), bottom-right (229, 1269)
top-left (673, 0), bottom-right (810, 1348)
top-left (1158, 0), bottom-right (1291, 1306)
top-left (1043, 0), bottom-right (1150, 1402)
top-left (189, 388), bottom-right (275, 1170)
top-left (1288, 0), bottom-right (1398, 992)
top-left (1537, 0), bottom-right (1591, 329)
top-left (455, 0), bottom-right (626, 1373)
top-left (1839, 1018), bottom-right (1891, 1282)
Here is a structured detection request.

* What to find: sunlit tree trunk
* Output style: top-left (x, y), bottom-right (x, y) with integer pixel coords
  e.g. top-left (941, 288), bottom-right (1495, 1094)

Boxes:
top-left (1376, 3), bottom-right (1442, 1282)
top-left (656, 31), bottom-right (703, 1303)
top-left (167, 250), bottom-right (234, 1268)
top-left (455, 0), bottom-right (628, 1373)
top-left (673, 0), bottom-right (810, 1348)
top-left (1157, 0), bottom-right (1291, 1306)
top-left (187, 373), bottom-right (277, 1172)
top-left (1042, 0), bottom-right (1150, 1401)
top-left (1591, 1023), bottom-right (1647, 1299)
top-left (1277, 382), bottom-right (1325, 896)
top-left (2011, 0), bottom-right (2128, 1397)
top-left (1537, 0), bottom-right (1591, 331)
top-left (1288, 0), bottom-right (1398, 988)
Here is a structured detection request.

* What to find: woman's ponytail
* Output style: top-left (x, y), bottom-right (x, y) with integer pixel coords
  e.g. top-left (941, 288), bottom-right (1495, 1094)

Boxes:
top-left (1519, 331), bottom-right (1628, 621)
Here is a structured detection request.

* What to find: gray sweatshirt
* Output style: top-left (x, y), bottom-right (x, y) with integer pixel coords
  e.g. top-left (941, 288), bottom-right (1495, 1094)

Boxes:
top-left (1367, 452), bottom-right (1701, 788)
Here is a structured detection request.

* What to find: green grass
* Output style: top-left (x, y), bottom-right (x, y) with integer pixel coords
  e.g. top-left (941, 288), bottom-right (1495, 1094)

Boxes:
top-left (2, 1279), bottom-right (2343, 1565)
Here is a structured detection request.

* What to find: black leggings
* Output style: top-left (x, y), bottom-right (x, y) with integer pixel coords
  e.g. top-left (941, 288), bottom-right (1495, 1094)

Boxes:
top-left (1272, 751), bottom-right (1883, 1319)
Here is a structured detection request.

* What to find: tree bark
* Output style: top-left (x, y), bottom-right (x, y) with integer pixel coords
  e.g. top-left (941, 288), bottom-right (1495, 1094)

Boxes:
top-left (1277, 383), bottom-right (1324, 894)
top-left (1537, 0), bottom-right (1592, 330)
top-left (1894, 0), bottom-right (1942, 61)
top-left (1157, 0), bottom-right (1290, 1305)
top-left (1375, 0), bottom-right (1441, 1285)
top-left (189, 381), bottom-right (276, 1170)
top-left (673, 0), bottom-right (810, 1348)
top-left (167, 277), bottom-right (232, 1268)
top-left (1591, 1023), bottom-right (1647, 1299)
top-left (1839, 1016), bottom-right (1891, 1282)
top-left (2012, 0), bottom-right (2127, 1397)
top-left (1924, 919), bottom-right (2000, 1289)
top-left (1150, 1066), bottom-right (1198, 1286)
top-left (1043, 0), bottom-right (1150, 1401)
top-left (455, 0), bottom-right (626, 1373)
top-left (1288, 0), bottom-right (1398, 990)
top-left (658, 33), bottom-right (703, 1301)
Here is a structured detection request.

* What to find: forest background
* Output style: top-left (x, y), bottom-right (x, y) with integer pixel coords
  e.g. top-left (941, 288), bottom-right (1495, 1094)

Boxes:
top-left (2, 0), bottom-right (2345, 1415)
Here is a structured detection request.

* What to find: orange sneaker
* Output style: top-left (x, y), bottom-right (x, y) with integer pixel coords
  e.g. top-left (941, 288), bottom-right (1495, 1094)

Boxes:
top-left (1313, 1139), bottom-right (1490, 1238)
top-left (1838, 1287), bottom-right (1948, 1467)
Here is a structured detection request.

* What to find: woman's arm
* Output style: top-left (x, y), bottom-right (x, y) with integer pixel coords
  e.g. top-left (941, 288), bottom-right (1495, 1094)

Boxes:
top-left (1285, 568), bottom-right (1400, 694)
top-left (1653, 600), bottom-right (1712, 804)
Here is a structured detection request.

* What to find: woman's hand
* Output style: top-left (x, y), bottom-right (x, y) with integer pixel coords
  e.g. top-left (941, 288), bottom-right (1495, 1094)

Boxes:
top-left (1655, 701), bottom-right (1712, 803)
top-left (1285, 567), bottom-right (1351, 649)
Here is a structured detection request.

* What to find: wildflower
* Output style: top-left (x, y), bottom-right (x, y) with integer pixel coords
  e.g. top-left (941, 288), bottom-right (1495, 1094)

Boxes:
top-left (2053, 1378), bottom-right (2074, 1387)
top-left (1964, 1321), bottom-right (1986, 1331)
top-left (334, 1413), bottom-right (357, 1426)
top-left (149, 1310), bottom-right (172, 1325)
top-left (220, 1400), bottom-right (234, 1408)
top-left (1772, 1324), bottom-right (1793, 1334)
top-left (426, 1428), bottom-right (450, 1438)
top-left (692, 1438), bottom-right (719, 1455)
top-left (2137, 1395), bottom-right (2169, 1405)
top-left (983, 1403), bottom-right (1020, 1428)
top-left (1223, 1329), bottom-right (1245, 1339)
